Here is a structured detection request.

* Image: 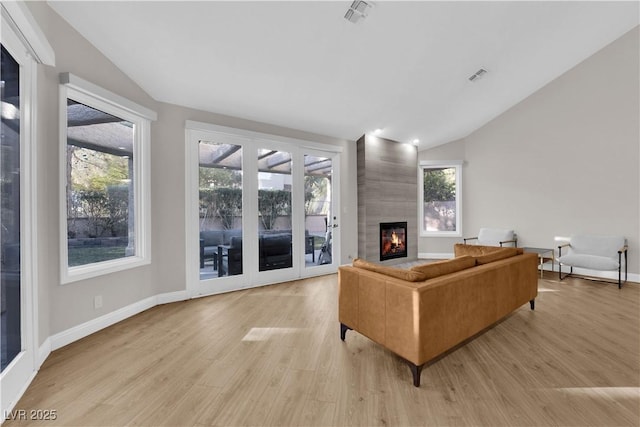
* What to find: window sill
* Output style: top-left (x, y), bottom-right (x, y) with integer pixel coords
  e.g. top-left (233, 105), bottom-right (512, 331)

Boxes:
top-left (61, 256), bottom-right (150, 285)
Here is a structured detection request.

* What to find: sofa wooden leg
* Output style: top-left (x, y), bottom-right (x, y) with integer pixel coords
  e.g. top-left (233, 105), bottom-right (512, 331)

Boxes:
top-left (340, 323), bottom-right (351, 341)
top-left (409, 363), bottom-right (424, 387)
top-left (529, 299), bottom-right (535, 310)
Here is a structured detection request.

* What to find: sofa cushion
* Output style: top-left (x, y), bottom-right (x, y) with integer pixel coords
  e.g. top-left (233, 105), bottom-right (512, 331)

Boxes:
top-left (568, 235), bottom-right (625, 259)
top-left (454, 243), bottom-right (502, 257)
top-left (353, 258), bottom-right (427, 282)
top-left (474, 247), bottom-right (520, 265)
top-left (224, 229), bottom-right (242, 244)
top-left (454, 243), bottom-right (523, 258)
top-left (200, 230), bottom-right (225, 246)
top-left (410, 256), bottom-right (476, 279)
top-left (230, 236), bottom-right (242, 248)
top-left (260, 234), bottom-right (291, 255)
top-left (558, 254), bottom-right (620, 271)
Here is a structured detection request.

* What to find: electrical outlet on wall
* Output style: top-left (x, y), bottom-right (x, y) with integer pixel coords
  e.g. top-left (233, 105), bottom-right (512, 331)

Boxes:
top-left (94, 295), bottom-right (103, 309)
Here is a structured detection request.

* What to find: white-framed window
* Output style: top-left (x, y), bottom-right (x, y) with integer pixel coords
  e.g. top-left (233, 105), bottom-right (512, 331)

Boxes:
top-left (59, 73), bottom-right (156, 284)
top-left (419, 160), bottom-right (463, 237)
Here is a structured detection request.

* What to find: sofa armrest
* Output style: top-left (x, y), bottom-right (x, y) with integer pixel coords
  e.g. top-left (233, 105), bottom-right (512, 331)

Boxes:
top-left (338, 266), bottom-right (420, 363)
top-left (338, 267), bottom-right (360, 333)
top-left (619, 245), bottom-right (628, 254)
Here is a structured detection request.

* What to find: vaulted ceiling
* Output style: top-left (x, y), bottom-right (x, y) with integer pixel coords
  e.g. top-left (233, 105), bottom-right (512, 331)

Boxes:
top-left (48, 1), bottom-right (639, 149)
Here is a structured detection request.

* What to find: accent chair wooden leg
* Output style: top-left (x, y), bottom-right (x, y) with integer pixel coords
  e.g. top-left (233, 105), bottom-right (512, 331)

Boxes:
top-left (340, 323), bottom-right (351, 341)
top-left (529, 299), bottom-right (535, 310)
top-left (409, 363), bottom-right (424, 387)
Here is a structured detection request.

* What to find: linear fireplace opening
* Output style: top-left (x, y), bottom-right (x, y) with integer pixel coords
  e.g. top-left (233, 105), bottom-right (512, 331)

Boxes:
top-left (380, 222), bottom-right (407, 261)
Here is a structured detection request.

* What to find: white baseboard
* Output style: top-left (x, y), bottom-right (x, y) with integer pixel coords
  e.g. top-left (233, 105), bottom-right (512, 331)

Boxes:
top-left (49, 291), bottom-right (190, 352)
top-left (1, 369), bottom-right (38, 424)
top-left (49, 296), bottom-right (156, 351)
top-left (37, 338), bottom-right (51, 367)
top-left (156, 290), bottom-right (189, 305)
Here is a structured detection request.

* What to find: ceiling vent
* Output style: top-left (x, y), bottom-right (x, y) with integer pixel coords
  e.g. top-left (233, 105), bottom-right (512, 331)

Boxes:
top-left (468, 68), bottom-right (488, 82)
top-left (344, 1), bottom-right (373, 24)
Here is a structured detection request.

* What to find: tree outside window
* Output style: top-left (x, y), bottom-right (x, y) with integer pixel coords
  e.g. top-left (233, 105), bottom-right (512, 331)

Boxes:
top-left (61, 74), bottom-right (155, 283)
top-left (420, 162), bottom-right (462, 236)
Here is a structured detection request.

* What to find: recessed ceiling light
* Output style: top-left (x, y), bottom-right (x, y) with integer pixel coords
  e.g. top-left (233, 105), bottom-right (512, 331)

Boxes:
top-left (412, 139), bottom-right (420, 146)
top-left (374, 128), bottom-right (383, 135)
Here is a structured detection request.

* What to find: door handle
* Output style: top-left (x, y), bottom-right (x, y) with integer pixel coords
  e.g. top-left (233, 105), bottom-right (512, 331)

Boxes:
top-left (332, 224), bottom-right (339, 228)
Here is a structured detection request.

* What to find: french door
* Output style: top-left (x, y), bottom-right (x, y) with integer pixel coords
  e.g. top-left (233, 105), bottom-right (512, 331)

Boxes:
top-left (1, 13), bottom-right (37, 417)
top-left (302, 150), bottom-right (340, 275)
top-left (186, 122), bottom-right (340, 297)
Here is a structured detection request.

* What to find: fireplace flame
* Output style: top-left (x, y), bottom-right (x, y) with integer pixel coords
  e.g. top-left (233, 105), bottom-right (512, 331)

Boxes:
top-left (391, 231), bottom-right (399, 246)
top-left (380, 222), bottom-right (407, 261)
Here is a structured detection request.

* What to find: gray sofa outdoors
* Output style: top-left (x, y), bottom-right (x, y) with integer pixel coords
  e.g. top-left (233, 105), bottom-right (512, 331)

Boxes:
top-left (199, 229), bottom-right (242, 269)
top-left (199, 229), bottom-right (293, 275)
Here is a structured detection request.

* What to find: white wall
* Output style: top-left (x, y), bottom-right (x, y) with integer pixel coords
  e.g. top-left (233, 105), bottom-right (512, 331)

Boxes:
top-left (28, 1), bottom-right (159, 342)
top-left (419, 26), bottom-right (639, 275)
top-left (25, 1), bottom-right (358, 346)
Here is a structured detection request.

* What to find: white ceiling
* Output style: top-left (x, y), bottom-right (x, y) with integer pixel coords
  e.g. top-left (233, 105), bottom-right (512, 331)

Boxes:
top-left (48, 1), bottom-right (639, 149)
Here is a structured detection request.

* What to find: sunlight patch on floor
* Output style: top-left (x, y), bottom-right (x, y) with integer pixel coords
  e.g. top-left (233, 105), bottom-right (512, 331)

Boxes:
top-left (537, 287), bottom-right (561, 292)
top-left (553, 387), bottom-right (640, 398)
top-left (242, 327), bottom-right (306, 341)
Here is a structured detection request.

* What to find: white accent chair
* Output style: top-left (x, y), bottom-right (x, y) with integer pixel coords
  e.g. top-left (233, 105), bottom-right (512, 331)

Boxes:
top-left (463, 228), bottom-right (517, 247)
top-left (557, 235), bottom-right (628, 288)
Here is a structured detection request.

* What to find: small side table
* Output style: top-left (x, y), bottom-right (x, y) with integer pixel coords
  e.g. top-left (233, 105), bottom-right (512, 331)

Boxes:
top-left (523, 247), bottom-right (554, 278)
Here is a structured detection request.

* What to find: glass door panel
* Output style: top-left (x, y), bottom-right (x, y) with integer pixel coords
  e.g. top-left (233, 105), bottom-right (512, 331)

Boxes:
top-left (1, 45), bottom-right (21, 372)
top-left (257, 149), bottom-right (292, 272)
top-left (198, 140), bottom-right (243, 280)
top-left (304, 154), bottom-right (333, 268)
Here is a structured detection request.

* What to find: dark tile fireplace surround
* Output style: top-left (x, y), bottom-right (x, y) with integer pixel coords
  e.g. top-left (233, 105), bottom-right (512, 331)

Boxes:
top-left (357, 135), bottom-right (417, 264)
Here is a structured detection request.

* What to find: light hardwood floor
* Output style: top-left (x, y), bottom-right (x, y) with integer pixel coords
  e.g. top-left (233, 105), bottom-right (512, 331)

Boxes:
top-left (5, 273), bottom-right (639, 426)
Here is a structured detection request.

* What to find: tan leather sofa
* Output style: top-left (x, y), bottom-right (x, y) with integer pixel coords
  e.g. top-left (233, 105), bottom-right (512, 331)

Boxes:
top-left (338, 244), bottom-right (538, 386)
